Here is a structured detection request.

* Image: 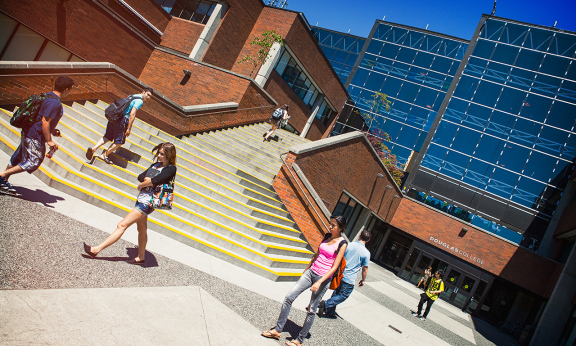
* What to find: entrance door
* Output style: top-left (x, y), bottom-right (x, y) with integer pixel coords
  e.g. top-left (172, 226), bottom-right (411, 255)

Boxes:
top-left (408, 254), bottom-right (433, 285)
top-left (440, 267), bottom-right (477, 309)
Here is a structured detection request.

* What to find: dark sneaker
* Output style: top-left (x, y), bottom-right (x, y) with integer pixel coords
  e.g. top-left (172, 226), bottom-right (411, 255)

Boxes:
top-left (86, 147), bottom-right (94, 160)
top-left (0, 178), bottom-right (17, 194)
top-left (318, 300), bottom-right (325, 318)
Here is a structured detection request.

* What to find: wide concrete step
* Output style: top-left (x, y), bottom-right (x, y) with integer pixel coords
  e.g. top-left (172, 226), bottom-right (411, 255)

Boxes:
top-left (0, 124), bottom-right (312, 277)
top-left (70, 103), bottom-right (276, 197)
top-left (0, 99), bottom-right (316, 281)
top-left (57, 106), bottom-right (285, 209)
top-left (82, 102), bottom-right (274, 187)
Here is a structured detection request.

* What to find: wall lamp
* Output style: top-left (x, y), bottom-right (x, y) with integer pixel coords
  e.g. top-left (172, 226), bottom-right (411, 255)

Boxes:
top-left (459, 227), bottom-right (468, 237)
top-left (181, 69), bottom-right (192, 85)
top-left (377, 173), bottom-right (385, 178)
top-left (386, 185), bottom-right (392, 190)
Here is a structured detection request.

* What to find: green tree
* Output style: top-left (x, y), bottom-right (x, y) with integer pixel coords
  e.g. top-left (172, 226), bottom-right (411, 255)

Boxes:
top-left (237, 30), bottom-right (283, 78)
top-left (356, 92), bottom-right (404, 186)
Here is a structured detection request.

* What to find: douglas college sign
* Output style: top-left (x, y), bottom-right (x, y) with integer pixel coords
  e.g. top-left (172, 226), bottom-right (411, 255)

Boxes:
top-left (429, 236), bottom-right (485, 266)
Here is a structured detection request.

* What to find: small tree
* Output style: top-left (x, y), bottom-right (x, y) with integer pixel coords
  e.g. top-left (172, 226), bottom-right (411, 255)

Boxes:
top-left (355, 92), bottom-right (404, 186)
top-left (238, 30), bottom-right (283, 78)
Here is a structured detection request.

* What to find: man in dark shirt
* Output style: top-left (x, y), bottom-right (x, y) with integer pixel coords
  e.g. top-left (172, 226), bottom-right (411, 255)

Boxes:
top-left (0, 76), bottom-right (75, 193)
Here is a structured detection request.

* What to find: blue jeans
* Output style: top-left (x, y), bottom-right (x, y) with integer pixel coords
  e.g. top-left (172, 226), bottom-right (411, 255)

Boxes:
top-left (274, 269), bottom-right (330, 344)
top-left (324, 281), bottom-right (355, 317)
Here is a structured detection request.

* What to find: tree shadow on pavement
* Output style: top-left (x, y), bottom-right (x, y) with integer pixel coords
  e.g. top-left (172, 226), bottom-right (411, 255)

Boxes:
top-left (1, 186), bottom-right (64, 208)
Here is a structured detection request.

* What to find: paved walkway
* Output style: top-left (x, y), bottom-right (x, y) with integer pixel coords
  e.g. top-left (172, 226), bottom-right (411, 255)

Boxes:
top-left (0, 151), bottom-right (520, 346)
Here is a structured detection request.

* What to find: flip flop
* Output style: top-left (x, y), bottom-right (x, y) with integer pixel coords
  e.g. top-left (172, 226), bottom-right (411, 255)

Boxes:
top-left (261, 330), bottom-right (280, 340)
top-left (83, 243), bottom-right (98, 258)
top-left (286, 341), bottom-right (302, 346)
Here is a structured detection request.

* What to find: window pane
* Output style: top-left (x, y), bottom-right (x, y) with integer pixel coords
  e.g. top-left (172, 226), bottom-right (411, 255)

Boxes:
top-left (381, 76), bottom-right (402, 97)
top-left (476, 135), bottom-right (505, 164)
top-left (431, 56), bottom-right (453, 73)
top-left (350, 67), bottom-right (369, 87)
top-left (557, 80), bottom-right (576, 103)
top-left (465, 103), bottom-right (492, 131)
top-left (332, 49), bottom-right (349, 64)
top-left (413, 51), bottom-right (434, 69)
top-left (453, 75), bottom-right (480, 100)
top-left (170, 0), bottom-right (186, 17)
top-left (397, 81), bottom-right (420, 104)
top-left (431, 121), bottom-right (458, 147)
top-left (486, 110), bottom-right (513, 139)
top-left (397, 47), bottom-right (417, 64)
top-left (396, 125), bottom-right (419, 148)
top-left (525, 28), bottom-right (554, 52)
top-left (512, 177), bottom-right (545, 208)
top-left (502, 23), bottom-right (528, 46)
top-left (473, 81), bottom-right (502, 108)
top-left (495, 87), bottom-right (527, 115)
top-left (482, 19), bottom-right (506, 40)
top-left (441, 150), bottom-right (470, 179)
top-left (453, 127), bottom-right (482, 154)
top-left (492, 43), bottom-right (520, 65)
top-left (507, 68), bottom-right (536, 91)
top-left (321, 46), bottom-right (336, 60)
top-left (539, 54), bottom-right (570, 78)
top-left (523, 151), bottom-right (557, 183)
top-left (498, 142), bottom-right (531, 173)
top-left (366, 40), bottom-right (384, 55)
top-left (514, 49), bottom-right (544, 70)
top-left (510, 117), bottom-right (540, 147)
top-left (546, 101), bottom-right (576, 130)
top-left (484, 61), bottom-right (511, 84)
top-left (464, 159), bottom-right (492, 188)
top-left (2, 25), bottom-right (44, 61)
top-left (473, 39), bottom-right (496, 59)
top-left (518, 93), bottom-right (552, 123)
top-left (364, 72), bottom-right (385, 92)
top-left (414, 86), bottom-right (438, 109)
top-left (39, 41), bottom-right (71, 61)
top-left (422, 144), bottom-right (449, 170)
top-left (537, 125), bottom-right (569, 156)
top-left (0, 13), bottom-right (18, 53)
top-left (487, 167), bottom-right (518, 199)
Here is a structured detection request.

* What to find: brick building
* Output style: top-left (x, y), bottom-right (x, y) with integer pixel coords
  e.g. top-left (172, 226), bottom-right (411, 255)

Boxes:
top-left (0, 2), bottom-right (575, 345)
top-left (0, 0), bottom-right (347, 139)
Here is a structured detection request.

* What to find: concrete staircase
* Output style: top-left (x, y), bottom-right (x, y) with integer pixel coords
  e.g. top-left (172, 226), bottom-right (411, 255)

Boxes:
top-left (0, 100), bottom-right (313, 281)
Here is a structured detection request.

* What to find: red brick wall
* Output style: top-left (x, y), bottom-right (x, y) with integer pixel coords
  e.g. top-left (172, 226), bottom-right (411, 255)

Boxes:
top-left (140, 49), bottom-right (249, 105)
top-left (0, 65), bottom-right (275, 135)
top-left (390, 198), bottom-right (563, 297)
top-left (123, 0), bottom-right (171, 32)
top-left (273, 153), bottom-right (330, 251)
top-left (295, 135), bottom-right (402, 223)
top-left (201, 0), bottom-right (263, 70)
top-left (161, 18), bottom-right (204, 54)
top-left (273, 134), bottom-right (402, 249)
top-left (264, 71), bottom-right (312, 135)
top-left (554, 200), bottom-right (576, 237)
top-left (0, 0), bottom-right (156, 77)
top-left (284, 15), bottom-right (347, 121)
top-left (230, 7), bottom-right (296, 77)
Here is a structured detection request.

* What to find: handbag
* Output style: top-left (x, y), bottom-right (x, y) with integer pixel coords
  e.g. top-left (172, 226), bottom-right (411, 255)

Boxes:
top-left (329, 239), bottom-right (348, 290)
top-left (150, 179), bottom-right (174, 210)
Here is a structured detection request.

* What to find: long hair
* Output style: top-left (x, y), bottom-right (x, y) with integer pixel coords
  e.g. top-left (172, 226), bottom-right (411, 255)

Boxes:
top-left (330, 215), bottom-right (347, 231)
top-left (152, 142), bottom-right (177, 166)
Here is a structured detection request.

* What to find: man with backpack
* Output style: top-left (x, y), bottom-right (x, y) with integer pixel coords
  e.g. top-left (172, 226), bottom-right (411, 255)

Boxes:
top-left (317, 230), bottom-right (371, 318)
top-left (263, 104), bottom-right (288, 142)
top-left (412, 269), bottom-right (445, 321)
top-left (0, 76), bottom-right (75, 193)
top-left (85, 88), bottom-right (153, 164)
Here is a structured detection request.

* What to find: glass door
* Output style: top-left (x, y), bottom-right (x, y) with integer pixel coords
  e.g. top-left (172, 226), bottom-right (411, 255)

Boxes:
top-left (440, 267), bottom-right (461, 302)
top-left (452, 275), bottom-right (477, 309)
top-left (409, 254), bottom-right (433, 285)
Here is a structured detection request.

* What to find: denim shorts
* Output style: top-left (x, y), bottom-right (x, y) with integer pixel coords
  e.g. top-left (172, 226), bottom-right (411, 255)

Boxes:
top-left (134, 201), bottom-right (154, 215)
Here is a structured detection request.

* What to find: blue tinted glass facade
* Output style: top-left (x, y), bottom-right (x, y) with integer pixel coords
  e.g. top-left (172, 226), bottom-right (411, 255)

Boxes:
top-left (407, 17), bottom-right (576, 247)
top-left (325, 22), bottom-right (468, 165)
top-left (312, 28), bottom-right (365, 85)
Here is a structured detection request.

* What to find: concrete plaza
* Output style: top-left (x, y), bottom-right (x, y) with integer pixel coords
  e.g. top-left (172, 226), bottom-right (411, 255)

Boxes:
top-left (0, 151), bottom-right (519, 346)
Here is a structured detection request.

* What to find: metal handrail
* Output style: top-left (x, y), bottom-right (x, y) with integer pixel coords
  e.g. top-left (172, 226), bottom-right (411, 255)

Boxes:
top-left (279, 152), bottom-right (330, 232)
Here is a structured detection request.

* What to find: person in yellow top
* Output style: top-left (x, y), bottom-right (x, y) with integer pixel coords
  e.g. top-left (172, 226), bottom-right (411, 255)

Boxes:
top-left (412, 269), bottom-right (445, 321)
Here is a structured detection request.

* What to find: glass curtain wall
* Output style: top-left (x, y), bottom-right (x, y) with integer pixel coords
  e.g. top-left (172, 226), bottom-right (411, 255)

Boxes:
top-left (332, 21), bottom-right (468, 165)
top-left (312, 27), bottom-right (365, 85)
top-left (408, 18), bottom-right (576, 247)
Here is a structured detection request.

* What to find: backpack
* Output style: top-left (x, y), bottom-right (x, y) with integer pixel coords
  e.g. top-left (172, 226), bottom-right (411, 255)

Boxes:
top-left (104, 95), bottom-right (141, 122)
top-left (328, 237), bottom-right (348, 290)
top-left (10, 93), bottom-right (61, 129)
top-left (271, 108), bottom-right (284, 120)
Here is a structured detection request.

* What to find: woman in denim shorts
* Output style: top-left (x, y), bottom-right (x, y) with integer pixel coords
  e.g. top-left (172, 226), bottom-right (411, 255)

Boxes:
top-left (83, 142), bottom-right (177, 265)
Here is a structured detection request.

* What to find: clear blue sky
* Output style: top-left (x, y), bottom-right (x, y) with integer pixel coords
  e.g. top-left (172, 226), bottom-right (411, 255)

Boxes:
top-left (286, 0), bottom-right (576, 40)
